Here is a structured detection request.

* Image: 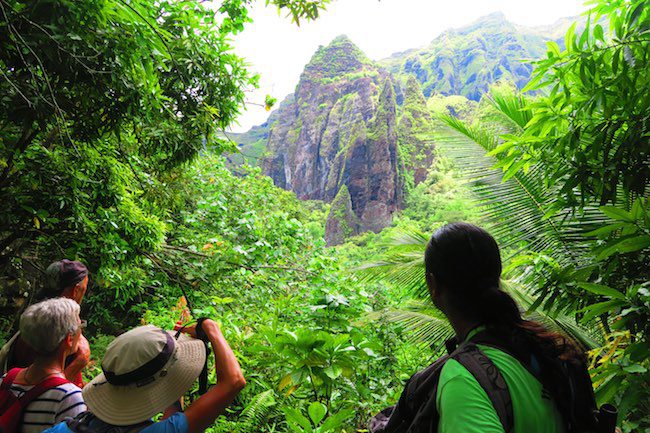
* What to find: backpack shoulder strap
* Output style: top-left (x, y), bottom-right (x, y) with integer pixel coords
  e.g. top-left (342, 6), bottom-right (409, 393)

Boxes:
top-left (1, 368), bottom-right (22, 390)
top-left (0, 333), bottom-right (20, 375)
top-left (19, 376), bottom-right (70, 407)
top-left (470, 330), bottom-right (544, 381)
top-left (452, 343), bottom-right (514, 433)
top-left (67, 412), bottom-right (98, 433)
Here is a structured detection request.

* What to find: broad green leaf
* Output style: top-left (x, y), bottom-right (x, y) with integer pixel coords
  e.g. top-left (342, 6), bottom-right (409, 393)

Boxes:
top-left (577, 283), bottom-right (625, 300)
top-left (630, 198), bottom-right (645, 219)
top-left (308, 401), bottom-right (327, 425)
top-left (546, 41), bottom-right (561, 57)
top-left (565, 22), bottom-right (577, 52)
top-left (623, 364), bottom-right (647, 374)
top-left (320, 409), bottom-right (355, 431)
top-left (600, 206), bottom-right (634, 222)
top-left (593, 24), bottom-right (604, 42)
top-left (279, 373), bottom-right (293, 390)
top-left (629, 1), bottom-right (644, 25)
top-left (579, 15), bottom-right (591, 48)
top-left (522, 72), bottom-right (545, 92)
top-left (597, 235), bottom-right (650, 260)
top-left (323, 365), bottom-right (342, 379)
top-left (487, 139), bottom-right (518, 156)
top-left (284, 407), bottom-right (312, 431)
top-left (579, 300), bottom-right (623, 323)
top-left (584, 222), bottom-right (628, 237)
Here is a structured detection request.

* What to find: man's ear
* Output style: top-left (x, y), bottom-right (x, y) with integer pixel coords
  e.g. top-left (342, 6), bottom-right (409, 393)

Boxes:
top-left (71, 276), bottom-right (88, 303)
top-left (64, 332), bottom-right (74, 349)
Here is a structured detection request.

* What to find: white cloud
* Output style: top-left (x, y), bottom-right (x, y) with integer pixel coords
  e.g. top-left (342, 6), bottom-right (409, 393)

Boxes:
top-left (227, 0), bottom-right (588, 132)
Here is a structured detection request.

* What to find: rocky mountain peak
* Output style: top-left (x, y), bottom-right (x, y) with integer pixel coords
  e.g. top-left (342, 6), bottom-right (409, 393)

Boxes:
top-left (403, 75), bottom-right (427, 107)
top-left (232, 13), bottom-right (581, 243)
top-left (260, 39), bottom-right (402, 242)
top-left (304, 35), bottom-right (371, 79)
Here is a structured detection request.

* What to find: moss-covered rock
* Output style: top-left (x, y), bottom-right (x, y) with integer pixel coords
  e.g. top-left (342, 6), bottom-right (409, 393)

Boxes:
top-left (324, 185), bottom-right (360, 245)
top-left (345, 79), bottom-right (402, 233)
top-left (259, 36), bottom-right (402, 235)
top-left (306, 35), bottom-right (373, 79)
top-left (397, 76), bottom-right (436, 186)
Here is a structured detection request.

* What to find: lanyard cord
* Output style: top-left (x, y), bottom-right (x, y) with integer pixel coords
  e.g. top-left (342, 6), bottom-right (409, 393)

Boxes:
top-left (175, 318), bottom-right (210, 395)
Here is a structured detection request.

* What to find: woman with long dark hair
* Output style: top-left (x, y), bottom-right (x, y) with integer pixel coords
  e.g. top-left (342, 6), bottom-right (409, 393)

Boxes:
top-left (370, 222), bottom-right (599, 433)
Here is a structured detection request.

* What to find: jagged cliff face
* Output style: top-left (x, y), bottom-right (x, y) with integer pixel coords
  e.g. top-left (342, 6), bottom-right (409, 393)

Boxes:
top-left (348, 80), bottom-right (402, 232)
top-left (263, 36), bottom-right (402, 234)
top-left (232, 15), bottom-right (578, 244)
top-left (324, 185), bottom-right (360, 245)
top-left (398, 76), bottom-right (435, 186)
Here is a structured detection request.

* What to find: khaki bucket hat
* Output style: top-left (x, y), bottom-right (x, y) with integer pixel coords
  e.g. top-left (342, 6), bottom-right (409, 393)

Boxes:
top-left (82, 325), bottom-right (206, 426)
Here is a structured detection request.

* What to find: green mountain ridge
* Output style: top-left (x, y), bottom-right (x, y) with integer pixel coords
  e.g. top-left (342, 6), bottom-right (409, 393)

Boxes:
top-left (228, 13), bottom-right (578, 243)
top-left (381, 11), bottom-right (576, 99)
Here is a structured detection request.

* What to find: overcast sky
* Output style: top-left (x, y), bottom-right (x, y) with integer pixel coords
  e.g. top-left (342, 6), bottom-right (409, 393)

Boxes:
top-left (228, 0), bottom-right (588, 132)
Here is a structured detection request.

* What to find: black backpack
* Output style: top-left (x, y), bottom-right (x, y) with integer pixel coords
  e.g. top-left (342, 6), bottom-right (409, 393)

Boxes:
top-left (66, 412), bottom-right (153, 433)
top-left (369, 330), bottom-right (616, 433)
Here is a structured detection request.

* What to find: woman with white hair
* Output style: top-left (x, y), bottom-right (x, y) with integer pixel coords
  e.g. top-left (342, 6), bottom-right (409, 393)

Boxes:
top-left (0, 298), bottom-right (87, 433)
top-left (2, 260), bottom-right (91, 387)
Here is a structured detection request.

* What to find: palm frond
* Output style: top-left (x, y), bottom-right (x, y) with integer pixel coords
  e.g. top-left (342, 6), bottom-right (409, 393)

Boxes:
top-left (360, 84), bottom-right (607, 352)
top-left (434, 117), bottom-right (610, 319)
top-left (501, 280), bottom-right (601, 350)
top-left (433, 116), bottom-right (598, 268)
top-left (368, 291), bottom-right (598, 353)
top-left (355, 228), bottom-right (429, 298)
top-left (358, 228), bottom-right (601, 348)
top-left (378, 227), bottom-right (429, 247)
top-left (367, 300), bottom-right (454, 352)
top-left (485, 84), bottom-right (532, 131)
top-left (437, 113), bottom-right (499, 151)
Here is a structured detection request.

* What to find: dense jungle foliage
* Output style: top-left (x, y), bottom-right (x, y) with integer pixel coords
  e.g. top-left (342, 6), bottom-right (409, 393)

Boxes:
top-left (1, 0), bottom-right (648, 432)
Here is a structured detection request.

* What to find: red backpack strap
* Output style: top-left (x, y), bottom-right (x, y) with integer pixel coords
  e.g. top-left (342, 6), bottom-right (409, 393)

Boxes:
top-left (18, 376), bottom-right (70, 408)
top-left (1, 368), bottom-right (23, 390)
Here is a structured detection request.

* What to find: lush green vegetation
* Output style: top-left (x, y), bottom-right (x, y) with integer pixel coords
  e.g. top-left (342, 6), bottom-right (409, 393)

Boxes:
top-left (382, 12), bottom-right (550, 100)
top-left (1, 0), bottom-right (648, 432)
top-left (434, 1), bottom-right (649, 428)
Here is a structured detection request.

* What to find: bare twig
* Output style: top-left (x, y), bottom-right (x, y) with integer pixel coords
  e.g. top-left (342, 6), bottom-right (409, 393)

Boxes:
top-left (145, 252), bottom-right (195, 312)
top-left (0, 124), bottom-right (37, 187)
top-left (0, 67), bottom-right (32, 106)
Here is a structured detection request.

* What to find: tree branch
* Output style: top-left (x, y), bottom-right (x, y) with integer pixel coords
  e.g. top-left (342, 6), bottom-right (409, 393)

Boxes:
top-left (162, 244), bottom-right (314, 274)
top-left (0, 124), bottom-right (37, 187)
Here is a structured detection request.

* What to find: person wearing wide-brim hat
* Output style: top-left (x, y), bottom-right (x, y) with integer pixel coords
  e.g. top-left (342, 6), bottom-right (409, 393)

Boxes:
top-left (43, 319), bottom-right (245, 433)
